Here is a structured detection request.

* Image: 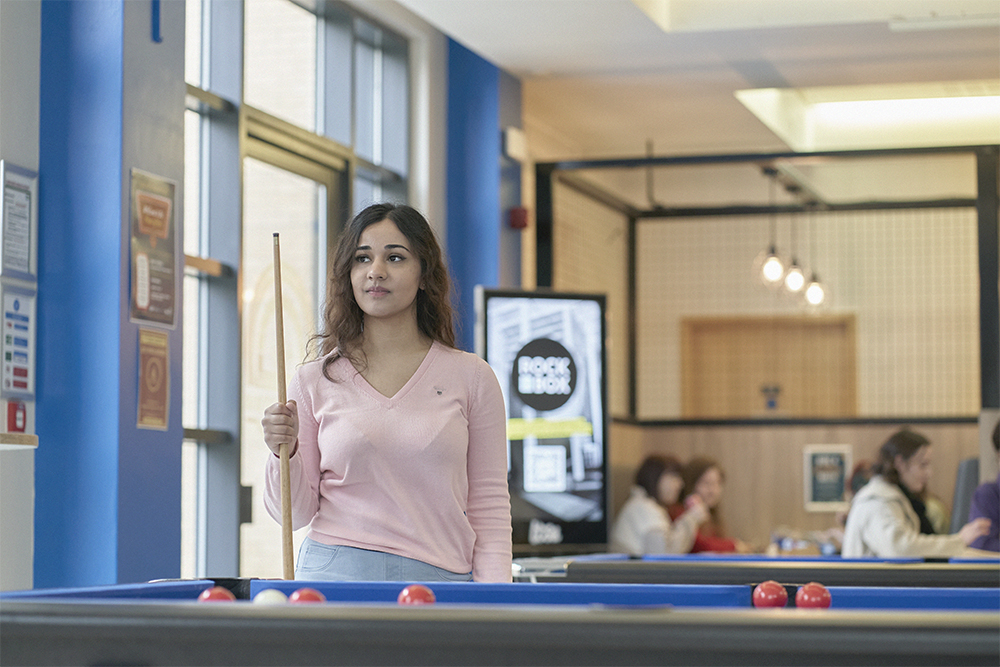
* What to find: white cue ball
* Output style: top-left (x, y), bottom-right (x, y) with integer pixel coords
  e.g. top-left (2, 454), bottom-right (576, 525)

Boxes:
top-left (252, 588), bottom-right (289, 605)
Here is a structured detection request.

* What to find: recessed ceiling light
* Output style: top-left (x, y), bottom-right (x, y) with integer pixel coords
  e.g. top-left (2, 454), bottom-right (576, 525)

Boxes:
top-left (736, 81), bottom-right (1000, 151)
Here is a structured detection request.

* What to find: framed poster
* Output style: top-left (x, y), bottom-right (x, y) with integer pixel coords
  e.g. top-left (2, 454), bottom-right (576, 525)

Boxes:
top-left (476, 288), bottom-right (608, 552)
top-left (137, 327), bottom-right (169, 430)
top-left (129, 169), bottom-right (178, 328)
top-left (0, 161), bottom-right (38, 281)
top-left (803, 444), bottom-right (852, 512)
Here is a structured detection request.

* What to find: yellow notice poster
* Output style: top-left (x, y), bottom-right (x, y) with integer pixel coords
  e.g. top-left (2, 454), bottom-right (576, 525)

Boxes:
top-left (137, 328), bottom-right (169, 430)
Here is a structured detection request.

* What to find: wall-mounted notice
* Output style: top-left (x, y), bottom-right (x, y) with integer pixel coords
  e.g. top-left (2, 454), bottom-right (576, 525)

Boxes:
top-left (137, 327), bottom-right (169, 430)
top-left (130, 169), bottom-right (177, 328)
top-left (0, 161), bottom-right (38, 281)
top-left (0, 285), bottom-right (36, 399)
top-left (803, 444), bottom-right (853, 512)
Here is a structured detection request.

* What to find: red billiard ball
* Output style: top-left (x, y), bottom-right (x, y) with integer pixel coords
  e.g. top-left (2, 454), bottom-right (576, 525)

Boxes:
top-left (288, 587), bottom-right (326, 604)
top-left (397, 584), bottom-right (436, 605)
top-left (197, 586), bottom-right (236, 602)
top-left (795, 582), bottom-right (832, 608)
top-left (752, 580), bottom-right (788, 608)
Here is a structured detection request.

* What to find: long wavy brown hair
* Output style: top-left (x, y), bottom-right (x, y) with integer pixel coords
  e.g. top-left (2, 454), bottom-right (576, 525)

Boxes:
top-left (313, 203), bottom-right (455, 380)
top-left (872, 429), bottom-right (930, 486)
top-left (681, 456), bottom-right (726, 535)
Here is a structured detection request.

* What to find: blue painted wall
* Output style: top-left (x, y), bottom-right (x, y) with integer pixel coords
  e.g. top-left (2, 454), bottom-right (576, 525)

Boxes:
top-left (37, 0), bottom-right (124, 588)
top-left (446, 39), bottom-right (501, 352)
top-left (116, 0), bottom-right (185, 585)
top-left (35, 0), bottom-right (184, 587)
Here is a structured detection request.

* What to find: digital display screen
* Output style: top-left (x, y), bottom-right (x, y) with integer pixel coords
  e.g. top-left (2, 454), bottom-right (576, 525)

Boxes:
top-left (476, 288), bottom-right (608, 551)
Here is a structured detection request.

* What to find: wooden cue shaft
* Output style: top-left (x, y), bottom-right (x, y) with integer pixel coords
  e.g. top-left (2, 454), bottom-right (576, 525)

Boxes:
top-left (273, 233), bottom-right (295, 580)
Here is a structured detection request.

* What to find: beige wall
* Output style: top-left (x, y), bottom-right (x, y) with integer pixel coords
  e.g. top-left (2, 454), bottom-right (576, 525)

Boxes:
top-left (549, 185), bottom-right (981, 423)
top-left (551, 184), bottom-right (630, 416)
top-left (636, 207), bottom-right (980, 419)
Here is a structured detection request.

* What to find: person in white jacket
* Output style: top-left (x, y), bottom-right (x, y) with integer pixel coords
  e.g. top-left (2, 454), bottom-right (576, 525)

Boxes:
top-left (842, 429), bottom-right (992, 558)
top-left (610, 455), bottom-right (708, 555)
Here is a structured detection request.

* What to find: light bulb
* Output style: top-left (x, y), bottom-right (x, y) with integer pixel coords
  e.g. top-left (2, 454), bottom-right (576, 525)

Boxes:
top-left (752, 245), bottom-right (787, 291)
top-left (783, 262), bottom-right (805, 293)
top-left (762, 254), bottom-right (784, 284)
top-left (805, 280), bottom-right (825, 306)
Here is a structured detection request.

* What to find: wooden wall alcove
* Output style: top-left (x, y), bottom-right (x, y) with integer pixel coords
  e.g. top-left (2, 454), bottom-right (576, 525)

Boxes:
top-left (681, 314), bottom-right (857, 419)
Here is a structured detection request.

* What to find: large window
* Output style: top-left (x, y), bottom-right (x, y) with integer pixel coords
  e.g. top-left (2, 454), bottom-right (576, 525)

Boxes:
top-left (244, 1), bottom-right (318, 132)
top-left (182, 0), bottom-right (410, 578)
top-left (244, 0), bottom-right (409, 207)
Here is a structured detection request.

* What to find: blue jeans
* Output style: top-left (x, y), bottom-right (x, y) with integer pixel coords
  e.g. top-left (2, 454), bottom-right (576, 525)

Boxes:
top-left (295, 537), bottom-right (473, 582)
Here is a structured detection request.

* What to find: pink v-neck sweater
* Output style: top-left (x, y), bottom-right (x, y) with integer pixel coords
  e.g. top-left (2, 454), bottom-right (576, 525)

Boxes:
top-left (264, 341), bottom-right (513, 582)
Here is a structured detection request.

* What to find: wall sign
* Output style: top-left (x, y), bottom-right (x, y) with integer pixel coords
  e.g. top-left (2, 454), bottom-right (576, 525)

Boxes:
top-left (0, 285), bottom-right (36, 400)
top-left (478, 288), bottom-right (609, 549)
top-left (803, 444), bottom-right (853, 512)
top-left (137, 327), bottom-right (169, 430)
top-left (129, 169), bottom-right (177, 328)
top-left (0, 161), bottom-right (38, 281)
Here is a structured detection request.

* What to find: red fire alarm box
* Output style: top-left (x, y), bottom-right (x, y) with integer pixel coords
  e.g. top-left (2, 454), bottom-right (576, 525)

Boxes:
top-left (509, 207), bottom-right (529, 230)
top-left (7, 400), bottom-right (26, 432)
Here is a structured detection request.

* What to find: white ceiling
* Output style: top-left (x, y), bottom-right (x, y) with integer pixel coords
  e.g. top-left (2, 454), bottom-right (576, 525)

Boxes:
top-left (393, 0), bottom-right (999, 165)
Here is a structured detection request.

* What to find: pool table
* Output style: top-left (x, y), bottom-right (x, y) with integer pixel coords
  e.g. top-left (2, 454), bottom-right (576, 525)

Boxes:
top-left (2, 579), bottom-right (997, 666)
top-left (517, 554), bottom-right (1000, 587)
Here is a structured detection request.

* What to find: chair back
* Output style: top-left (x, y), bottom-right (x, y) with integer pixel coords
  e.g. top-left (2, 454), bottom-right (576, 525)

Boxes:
top-left (950, 457), bottom-right (980, 533)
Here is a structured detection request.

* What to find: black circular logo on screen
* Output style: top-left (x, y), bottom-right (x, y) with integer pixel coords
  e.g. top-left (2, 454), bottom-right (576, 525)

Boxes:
top-left (512, 338), bottom-right (576, 412)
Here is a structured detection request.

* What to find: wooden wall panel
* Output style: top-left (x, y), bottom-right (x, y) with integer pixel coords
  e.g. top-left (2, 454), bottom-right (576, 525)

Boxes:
top-left (681, 315), bottom-right (857, 418)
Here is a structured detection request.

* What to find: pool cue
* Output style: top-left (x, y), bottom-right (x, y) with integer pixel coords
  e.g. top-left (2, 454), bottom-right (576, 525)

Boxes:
top-left (273, 233), bottom-right (295, 580)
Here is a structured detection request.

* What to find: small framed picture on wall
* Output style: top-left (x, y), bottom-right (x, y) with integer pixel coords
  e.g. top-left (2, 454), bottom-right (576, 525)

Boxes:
top-left (803, 444), bottom-right (853, 512)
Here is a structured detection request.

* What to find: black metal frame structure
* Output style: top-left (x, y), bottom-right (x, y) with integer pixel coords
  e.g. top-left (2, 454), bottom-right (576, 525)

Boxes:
top-left (535, 145), bottom-right (1000, 423)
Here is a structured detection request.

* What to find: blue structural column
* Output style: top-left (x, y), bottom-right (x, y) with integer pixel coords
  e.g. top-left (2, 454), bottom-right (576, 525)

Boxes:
top-left (36, 0), bottom-right (184, 587)
top-left (446, 39), bottom-right (501, 352)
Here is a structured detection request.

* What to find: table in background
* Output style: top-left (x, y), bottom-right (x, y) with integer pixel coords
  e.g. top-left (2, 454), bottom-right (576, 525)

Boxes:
top-left (515, 554), bottom-right (1000, 587)
top-left (2, 579), bottom-right (998, 666)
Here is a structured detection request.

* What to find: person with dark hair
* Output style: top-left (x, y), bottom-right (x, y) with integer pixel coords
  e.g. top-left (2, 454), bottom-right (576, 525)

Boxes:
top-left (609, 455), bottom-right (708, 555)
top-left (842, 429), bottom-right (991, 558)
top-left (849, 460), bottom-right (874, 497)
top-left (668, 456), bottom-right (752, 553)
top-left (835, 460), bottom-right (874, 529)
top-left (260, 203), bottom-right (511, 582)
top-left (967, 419), bottom-right (1000, 551)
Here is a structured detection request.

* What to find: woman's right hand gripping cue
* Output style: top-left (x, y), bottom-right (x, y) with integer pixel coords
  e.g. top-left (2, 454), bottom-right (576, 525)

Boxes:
top-left (262, 400), bottom-right (298, 458)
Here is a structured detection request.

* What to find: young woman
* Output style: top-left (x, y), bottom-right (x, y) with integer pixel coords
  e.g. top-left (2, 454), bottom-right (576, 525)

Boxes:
top-left (261, 203), bottom-right (512, 582)
top-left (842, 429), bottom-right (990, 558)
top-left (609, 455), bottom-right (708, 556)
top-left (669, 457), bottom-right (751, 554)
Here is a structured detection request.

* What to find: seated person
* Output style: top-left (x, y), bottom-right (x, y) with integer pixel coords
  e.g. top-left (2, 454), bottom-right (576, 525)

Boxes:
top-left (610, 455), bottom-right (708, 556)
top-left (968, 419), bottom-right (1000, 551)
top-left (922, 490), bottom-right (949, 535)
top-left (836, 460), bottom-right (874, 529)
top-left (842, 428), bottom-right (992, 558)
top-left (669, 457), bottom-right (751, 554)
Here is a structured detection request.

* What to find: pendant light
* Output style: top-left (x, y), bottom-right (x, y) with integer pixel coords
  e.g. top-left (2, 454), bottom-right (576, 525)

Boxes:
top-left (784, 262), bottom-right (806, 293)
top-left (753, 167), bottom-right (785, 289)
top-left (804, 275), bottom-right (826, 306)
top-left (802, 205), bottom-right (827, 308)
top-left (783, 189), bottom-right (805, 295)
